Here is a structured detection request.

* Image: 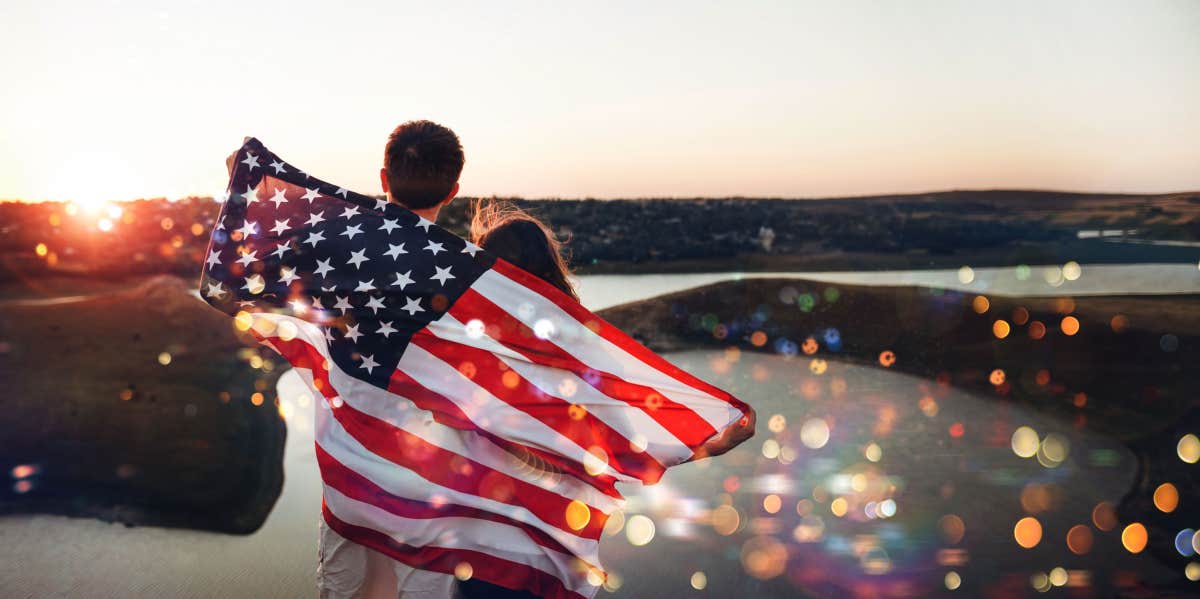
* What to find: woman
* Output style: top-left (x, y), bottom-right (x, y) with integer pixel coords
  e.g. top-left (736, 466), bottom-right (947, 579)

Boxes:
top-left (455, 200), bottom-right (753, 598)
top-left (453, 199), bottom-right (573, 599)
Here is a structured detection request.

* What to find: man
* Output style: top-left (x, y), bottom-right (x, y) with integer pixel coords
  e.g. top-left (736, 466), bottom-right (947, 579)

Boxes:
top-left (319, 120), bottom-right (468, 599)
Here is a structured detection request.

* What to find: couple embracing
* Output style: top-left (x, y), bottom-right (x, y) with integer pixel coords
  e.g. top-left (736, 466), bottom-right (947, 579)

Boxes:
top-left (208, 120), bottom-right (755, 599)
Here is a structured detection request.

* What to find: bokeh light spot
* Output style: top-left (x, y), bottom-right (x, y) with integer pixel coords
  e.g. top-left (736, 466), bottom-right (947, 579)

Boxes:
top-left (1011, 426), bottom-right (1039, 458)
top-left (1014, 517), bottom-right (1042, 549)
top-left (1121, 523), bottom-right (1148, 553)
top-left (1066, 525), bottom-right (1093, 555)
top-left (1178, 434), bottom-right (1200, 464)
top-left (565, 500), bottom-right (591, 531)
top-left (945, 571), bottom-right (962, 590)
top-left (993, 320), bottom-right (1011, 339)
top-left (800, 418), bottom-right (830, 449)
top-left (1061, 316), bottom-right (1080, 336)
top-left (1153, 483), bottom-right (1179, 513)
top-left (1092, 502), bottom-right (1118, 532)
top-left (625, 515), bottom-right (655, 546)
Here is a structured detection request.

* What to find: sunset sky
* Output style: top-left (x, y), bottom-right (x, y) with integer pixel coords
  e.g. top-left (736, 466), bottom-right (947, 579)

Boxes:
top-left (1, 0), bottom-right (1198, 204)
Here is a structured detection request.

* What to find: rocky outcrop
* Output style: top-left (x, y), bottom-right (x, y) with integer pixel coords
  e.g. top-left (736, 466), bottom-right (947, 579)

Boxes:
top-left (597, 278), bottom-right (1198, 439)
top-left (0, 275), bottom-right (285, 534)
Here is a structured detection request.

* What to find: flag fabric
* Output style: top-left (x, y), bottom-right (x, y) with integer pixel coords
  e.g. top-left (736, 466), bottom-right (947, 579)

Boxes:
top-left (199, 138), bottom-right (750, 598)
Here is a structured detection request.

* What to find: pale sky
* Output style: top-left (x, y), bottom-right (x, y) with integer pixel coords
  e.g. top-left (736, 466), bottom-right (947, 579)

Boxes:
top-left (1, 0), bottom-right (1198, 204)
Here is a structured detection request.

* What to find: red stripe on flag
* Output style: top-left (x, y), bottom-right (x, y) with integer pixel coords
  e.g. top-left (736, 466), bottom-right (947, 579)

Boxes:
top-left (255, 333), bottom-right (613, 534)
top-left (315, 444), bottom-right (583, 560)
top-left (449, 288), bottom-right (718, 449)
top-left (254, 333), bottom-right (337, 399)
top-left (387, 368), bottom-right (623, 498)
top-left (329, 383), bottom-right (609, 540)
top-left (322, 503), bottom-right (590, 599)
top-left (491, 259), bottom-right (750, 415)
top-left (411, 331), bottom-right (668, 483)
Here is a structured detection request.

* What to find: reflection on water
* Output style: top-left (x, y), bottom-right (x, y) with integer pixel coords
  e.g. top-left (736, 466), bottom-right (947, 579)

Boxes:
top-left (0, 270), bottom-right (1194, 597)
top-left (600, 351), bottom-right (1174, 597)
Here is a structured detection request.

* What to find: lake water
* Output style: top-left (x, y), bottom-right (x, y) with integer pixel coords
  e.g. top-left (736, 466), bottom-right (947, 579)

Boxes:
top-left (0, 269), bottom-right (1190, 598)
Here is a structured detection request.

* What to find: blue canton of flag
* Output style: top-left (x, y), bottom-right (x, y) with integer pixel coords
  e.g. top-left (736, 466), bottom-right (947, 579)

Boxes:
top-left (200, 138), bottom-right (490, 389)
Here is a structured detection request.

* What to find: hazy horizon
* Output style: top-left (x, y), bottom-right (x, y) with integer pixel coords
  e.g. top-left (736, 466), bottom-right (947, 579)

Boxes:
top-left (4, 185), bottom-right (1199, 206)
top-left (2, 0), bottom-right (1198, 205)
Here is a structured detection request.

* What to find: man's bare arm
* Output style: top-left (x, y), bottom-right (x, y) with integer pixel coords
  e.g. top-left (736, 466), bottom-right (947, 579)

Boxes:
top-left (225, 137), bottom-right (252, 177)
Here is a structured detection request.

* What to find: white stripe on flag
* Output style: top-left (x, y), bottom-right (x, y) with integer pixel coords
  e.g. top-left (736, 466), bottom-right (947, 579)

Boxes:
top-left (397, 342), bottom-right (630, 483)
top-left (470, 269), bottom-right (741, 430)
top-left (251, 312), bottom-right (623, 513)
top-left (311, 380), bottom-right (602, 562)
top-left (323, 485), bottom-right (599, 597)
top-left (427, 313), bottom-right (695, 467)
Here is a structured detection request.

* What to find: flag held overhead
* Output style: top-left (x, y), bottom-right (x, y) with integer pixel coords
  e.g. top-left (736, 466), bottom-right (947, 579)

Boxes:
top-left (199, 138), bottom-right (750, 598)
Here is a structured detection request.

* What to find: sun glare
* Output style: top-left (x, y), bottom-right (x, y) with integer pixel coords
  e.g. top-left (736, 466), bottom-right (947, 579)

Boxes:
top-left (44, 152), bottom-right (143, 208)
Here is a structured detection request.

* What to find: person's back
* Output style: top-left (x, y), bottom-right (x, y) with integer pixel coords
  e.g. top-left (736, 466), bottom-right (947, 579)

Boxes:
top-left (318, 120), bottom-right (468, 599)
top-left (321, 122), bottom-right (570, 599)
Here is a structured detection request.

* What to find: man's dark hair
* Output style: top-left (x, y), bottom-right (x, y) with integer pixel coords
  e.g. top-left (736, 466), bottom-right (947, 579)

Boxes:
top-left (383, 120), bottom-right (464, 210)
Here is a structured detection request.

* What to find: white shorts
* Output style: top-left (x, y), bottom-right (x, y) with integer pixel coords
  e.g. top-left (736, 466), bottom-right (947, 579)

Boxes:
top-left (317, 517), bottom-right (459, 599)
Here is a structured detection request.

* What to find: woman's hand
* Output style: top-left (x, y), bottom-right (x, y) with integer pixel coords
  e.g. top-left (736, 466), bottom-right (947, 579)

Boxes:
top-left (691, 406), bottom-right (756, 461)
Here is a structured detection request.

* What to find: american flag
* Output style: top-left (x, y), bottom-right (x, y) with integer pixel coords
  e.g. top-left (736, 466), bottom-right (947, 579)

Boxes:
top-left (199, 138), bottom-right (750, 598)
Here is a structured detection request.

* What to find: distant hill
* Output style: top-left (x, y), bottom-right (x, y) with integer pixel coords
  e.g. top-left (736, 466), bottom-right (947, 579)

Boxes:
top-left (1, 189), bottom-right (1197, 284)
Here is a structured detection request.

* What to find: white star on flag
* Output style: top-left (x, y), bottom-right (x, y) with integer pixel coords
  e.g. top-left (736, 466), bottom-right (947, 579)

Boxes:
top-left (205, 282), bottom-right (226, 298)
top-left (401, 296), bottom-right (424, 315)
top-left (304, 231), bottom-right (326, 247)
top-left (270, 219), bottom-right (291, 235)
top-left (237, 221), bottom-right (259, 238)
top-left (305, 211), bottom-right (327, 226)
top-left (341, 224), bottom-right (364, 240)
top-left (365, 296), bottom-right (386, 313)
top-left (462, 242), bottom-right (481, 257)
top-left (424, 240), bottom-right (445, 255)
top-left (271, 241), bottom-right (292, 258)
top-left (340, 206), bottom-right (360, 220)
top-left (376, 321), bottom-right (397, 338)
top-left (344, 324), bottom-right (363, 343)
top-left (391, 271), bottom-right (414, 289)
top-left (347, 249), bottom-right (370, 269)
top-left (359, 354), bottom-right (379, 374)
top-left (241, 185), bottom-right (259, 204)
top-left (379, 219), bottom-right (401, 234)
top-left (301, 187), bottom-right (321, 202)
top-left (269, 188), bottom-right (289, 208)
top-left (313, 258), bottom-right (336, 277)
top-left (431, 266), bottom-right (455, 285)
top-left (269, 160), bottom-right (287, 174)
top-left (242, 274), bottom-right (265, 294)
top-left (416, 217), bottom-right (434, 232)
top-left (236, 250), bottom-right (259, 267)
top-left (279, 266), bottom-right (301, 285)
top-left (355, 279), bottom-right (377, 292)
top-left (384, 243), bottom-right (407, 259)
top-left (205, 252), bottom-right (221, 267)
top-left (333, 296), bottom-right (353, 314)
top-left (241, 153), bottom-right (260, 170)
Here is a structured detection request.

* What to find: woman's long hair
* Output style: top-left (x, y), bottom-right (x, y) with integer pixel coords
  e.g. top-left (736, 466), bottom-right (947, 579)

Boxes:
top-left (469, 198), bottom-right (577, 300)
